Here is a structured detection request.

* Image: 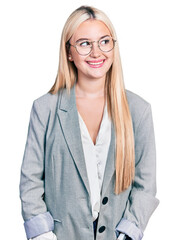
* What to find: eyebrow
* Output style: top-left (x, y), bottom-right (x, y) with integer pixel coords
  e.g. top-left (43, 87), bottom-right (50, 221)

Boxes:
top-left (75, 35), bottom-right (110, 43)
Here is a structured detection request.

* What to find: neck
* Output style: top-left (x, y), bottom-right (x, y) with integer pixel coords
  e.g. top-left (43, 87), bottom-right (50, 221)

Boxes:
top-left (75, 77), bottom-right (106, 99)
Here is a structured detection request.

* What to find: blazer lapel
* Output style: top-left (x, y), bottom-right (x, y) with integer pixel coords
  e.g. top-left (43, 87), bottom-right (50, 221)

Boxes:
top-left (101, 122), bottom-right (116, 197)
top-left (57, 84), bottom-right (91, 196)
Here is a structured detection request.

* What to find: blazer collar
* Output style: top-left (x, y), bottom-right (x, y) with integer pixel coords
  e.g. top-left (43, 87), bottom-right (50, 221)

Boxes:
top-left (58, 83), bottom-right (76, 112)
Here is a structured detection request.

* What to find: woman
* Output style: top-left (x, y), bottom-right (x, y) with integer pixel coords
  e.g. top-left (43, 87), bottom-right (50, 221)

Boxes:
top-left (20, 6), bottom-right (159, 240)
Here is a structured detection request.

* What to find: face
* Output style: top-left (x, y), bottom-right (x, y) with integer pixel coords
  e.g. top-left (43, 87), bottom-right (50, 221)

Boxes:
top-left (68, 19), bottom-right (114, 82)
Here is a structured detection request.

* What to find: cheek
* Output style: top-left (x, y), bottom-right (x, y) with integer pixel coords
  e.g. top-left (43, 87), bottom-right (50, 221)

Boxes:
top-left (108, 52), bottom-right (114, 61)
top-left (72, 55), bottom-right (86, 69)
top-left (106, 53), bottom-right (114, 68)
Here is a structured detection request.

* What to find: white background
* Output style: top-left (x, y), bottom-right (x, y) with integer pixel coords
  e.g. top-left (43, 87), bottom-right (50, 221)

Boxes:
top-left (0, 0), bottom-right (177, 239)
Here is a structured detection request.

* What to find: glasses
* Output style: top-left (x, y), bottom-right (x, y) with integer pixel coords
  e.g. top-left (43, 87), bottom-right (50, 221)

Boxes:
top-left (68, 36), bottom-right (116, 56)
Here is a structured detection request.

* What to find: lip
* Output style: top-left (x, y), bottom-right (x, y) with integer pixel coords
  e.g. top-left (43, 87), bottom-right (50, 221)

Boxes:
top-left (86, 59), bottom-right (105, 68)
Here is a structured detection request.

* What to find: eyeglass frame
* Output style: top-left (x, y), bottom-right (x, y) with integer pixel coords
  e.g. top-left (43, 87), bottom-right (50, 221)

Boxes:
top-left (66, 36), bottom-right (117, 56)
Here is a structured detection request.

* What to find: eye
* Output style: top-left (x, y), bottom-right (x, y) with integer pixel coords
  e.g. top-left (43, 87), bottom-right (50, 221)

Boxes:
top-left (79, 41), bottom-right (91, 47)
top-left (100, 38), bottom-right (110, 46)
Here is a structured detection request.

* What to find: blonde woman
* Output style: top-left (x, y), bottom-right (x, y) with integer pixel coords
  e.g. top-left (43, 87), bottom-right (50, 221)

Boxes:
top-left (20, 6), bottom-right (159, 240)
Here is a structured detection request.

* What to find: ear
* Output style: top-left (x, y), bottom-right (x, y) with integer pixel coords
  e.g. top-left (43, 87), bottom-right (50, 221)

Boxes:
top-left (68, 50), bottom-right (73, 61)
top-left (68, 54), bottom-right (73, 61)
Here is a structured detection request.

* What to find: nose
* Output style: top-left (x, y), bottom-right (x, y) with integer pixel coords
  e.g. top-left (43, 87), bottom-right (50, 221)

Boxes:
top-left (90, 42), bottom-right (101, 58)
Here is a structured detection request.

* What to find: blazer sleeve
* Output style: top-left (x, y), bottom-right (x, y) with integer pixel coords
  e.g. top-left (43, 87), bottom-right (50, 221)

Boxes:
top-left (19, 100), bottom-right (54, 239)
top-left (116, 104), bottom-right (159, 240)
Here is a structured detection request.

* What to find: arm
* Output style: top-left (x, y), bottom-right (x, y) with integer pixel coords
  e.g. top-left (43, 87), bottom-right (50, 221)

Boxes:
top-left (19, 100), bottom-right (54, 239)
top-left (116, 104), bottom-right (159, 240)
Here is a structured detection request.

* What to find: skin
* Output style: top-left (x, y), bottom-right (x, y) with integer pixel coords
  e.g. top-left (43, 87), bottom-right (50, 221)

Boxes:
top-left (68, 19), bottom-right (114, 145)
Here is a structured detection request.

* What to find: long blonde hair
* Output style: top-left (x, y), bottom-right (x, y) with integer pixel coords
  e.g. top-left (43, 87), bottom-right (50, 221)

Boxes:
top-left (49, 6), bottom-right (135, 194)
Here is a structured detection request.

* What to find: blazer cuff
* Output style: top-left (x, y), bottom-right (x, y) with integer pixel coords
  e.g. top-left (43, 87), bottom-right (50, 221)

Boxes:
top-left (24, 212), bottom-right (54, 239)
top-left (115, 218), bottom-right (143, 240)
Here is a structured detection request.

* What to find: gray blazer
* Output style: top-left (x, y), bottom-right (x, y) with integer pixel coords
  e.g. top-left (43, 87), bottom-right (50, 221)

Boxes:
top-left (20, 83), bottom-right (159, 240)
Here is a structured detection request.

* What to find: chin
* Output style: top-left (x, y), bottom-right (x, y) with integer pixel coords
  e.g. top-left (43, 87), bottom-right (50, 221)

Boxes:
top-left (89, 69), bottom-right (108, 78)
top-left (88, 73), bottom-right (106, 80)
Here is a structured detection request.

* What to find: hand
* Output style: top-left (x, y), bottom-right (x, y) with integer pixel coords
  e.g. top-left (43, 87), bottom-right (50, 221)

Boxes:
top-left (31, 231), bottom-right (57, 240)
top-left (117, 233), bottom-right (126, 240)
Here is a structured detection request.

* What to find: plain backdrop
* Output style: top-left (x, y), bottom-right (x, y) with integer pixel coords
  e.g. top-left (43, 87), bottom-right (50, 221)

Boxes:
top-left (0, 0), bottom-right (177, 239)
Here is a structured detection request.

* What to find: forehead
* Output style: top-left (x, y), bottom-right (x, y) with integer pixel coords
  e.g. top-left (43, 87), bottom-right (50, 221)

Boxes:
top-left (71, 19), bottom-right (111, 41)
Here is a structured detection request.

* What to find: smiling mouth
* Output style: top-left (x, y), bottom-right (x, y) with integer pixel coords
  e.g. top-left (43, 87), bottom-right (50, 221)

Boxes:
top-left (86, 60), bottom-right (105, 67)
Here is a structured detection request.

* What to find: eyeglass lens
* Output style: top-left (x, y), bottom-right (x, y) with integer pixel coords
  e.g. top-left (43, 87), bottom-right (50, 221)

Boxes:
top-left (76, 36), bottom-right (115, 55)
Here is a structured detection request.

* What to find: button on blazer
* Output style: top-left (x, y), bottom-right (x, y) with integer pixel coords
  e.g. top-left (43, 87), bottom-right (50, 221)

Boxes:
top-left (20, 83), bottom-right (159, 240)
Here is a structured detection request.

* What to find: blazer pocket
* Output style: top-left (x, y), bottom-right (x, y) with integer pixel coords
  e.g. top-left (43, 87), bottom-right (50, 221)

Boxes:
top-left (54, 218), bottom-right (63, 239)
top-left (54, 218), bottom-right (62, 223)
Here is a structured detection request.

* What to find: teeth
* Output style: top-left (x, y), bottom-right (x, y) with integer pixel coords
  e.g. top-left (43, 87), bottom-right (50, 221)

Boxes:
top-left (88, 60), bottom-right (104, 65)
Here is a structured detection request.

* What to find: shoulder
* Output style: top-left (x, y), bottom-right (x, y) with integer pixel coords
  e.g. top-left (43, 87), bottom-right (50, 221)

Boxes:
top-left (33, 91), bottom-right (60, 109)
top-left (31, 89), bottom-right (63, 126)
top-left (125, 89), bottom-right (152, 131)
top-left (126, 89), bottom-right (150, 110)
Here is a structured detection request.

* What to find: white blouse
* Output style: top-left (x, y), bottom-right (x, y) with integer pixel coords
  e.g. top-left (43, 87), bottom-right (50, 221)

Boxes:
top-left (77, 102), bottom-right (111, 221)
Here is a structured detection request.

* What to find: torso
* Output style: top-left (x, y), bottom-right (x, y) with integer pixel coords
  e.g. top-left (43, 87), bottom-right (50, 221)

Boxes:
top-left (76, 96), bottom-right (106, 145)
